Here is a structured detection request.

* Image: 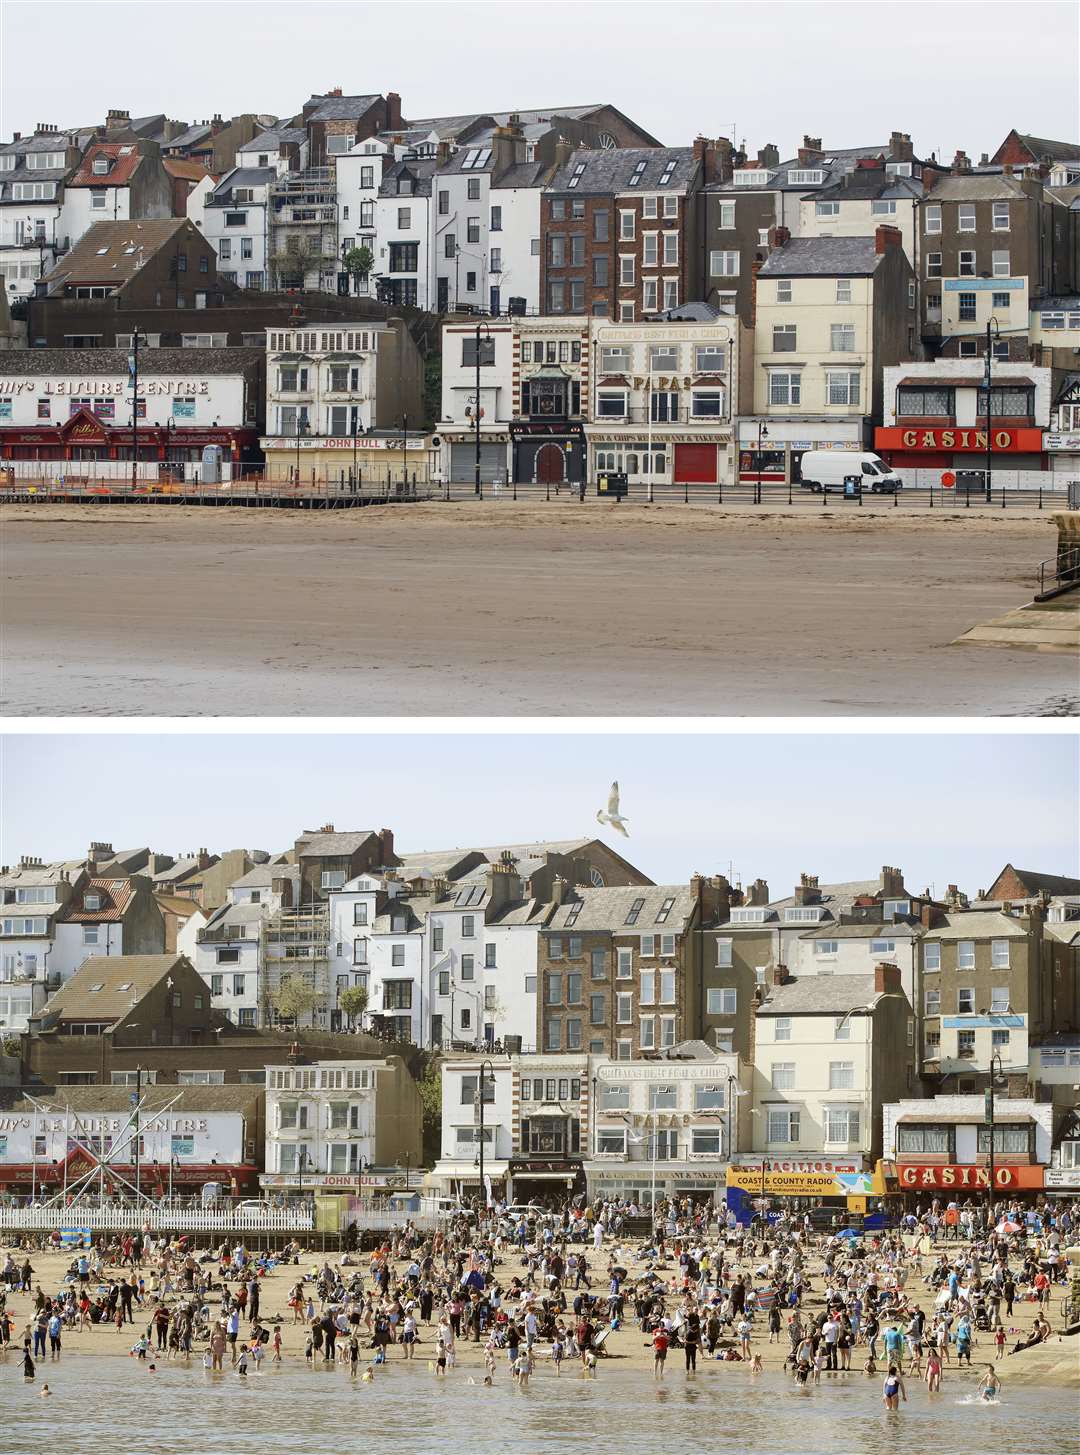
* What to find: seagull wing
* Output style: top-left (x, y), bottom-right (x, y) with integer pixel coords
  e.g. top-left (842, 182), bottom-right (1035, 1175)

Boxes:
top-left (612, 819), bottom-right (630, 838)
top-left (607, 781), bottom-right (620, 816)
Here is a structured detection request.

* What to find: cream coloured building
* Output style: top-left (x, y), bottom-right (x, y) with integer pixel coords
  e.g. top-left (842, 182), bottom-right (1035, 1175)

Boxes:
top-left (743, 228), bottom-right (918, 476)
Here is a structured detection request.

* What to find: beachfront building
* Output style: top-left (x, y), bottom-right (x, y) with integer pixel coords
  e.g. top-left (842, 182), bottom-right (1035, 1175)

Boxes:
top-left (0, 1085), bottom-right (262, 1199)
top-left (1, 859), bottom-right (86, 1031)
top-left (0, 124), bottom-right (83, 300)
top-left (258, 314), bottom-right (429, 484)
top-left (587, 308), bottom-right (742, 488)
top-left (741, 226), bottom-right (918, 484)
top-left (884, 1093), bottom-right (1054, 1202)
top-left (749, 962), bottom-right (916, 1167)
top-left (261, 1052), bottom-right (422, 1191)
top-left (584, 1043), bottom-right (749, 1206)
top-left (0, 343), bottom-right (262, 480)
top-left (874, 360), bottom-right (1051, 484)
top-left (193, 863), bottom-right (300, 1029)
top-left (430, 1052), bottom-right (589, 1203)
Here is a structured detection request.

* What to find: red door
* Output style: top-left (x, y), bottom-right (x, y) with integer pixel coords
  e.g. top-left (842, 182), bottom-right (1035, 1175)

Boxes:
top-left (674, 443), bottom-right (717, 484)
top-left (535, 443), bottom-right (565, 484)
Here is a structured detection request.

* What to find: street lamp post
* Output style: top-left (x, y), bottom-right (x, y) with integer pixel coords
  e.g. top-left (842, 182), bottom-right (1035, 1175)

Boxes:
top-left (129, 328), bottom-right (140, 493)
top-left (294, 412), bottom-right (306, 486)
top-left (984, 316), bottom-right (1001, 502)
top-left (473, 321), bottom-right (492, 496)
top-left (297, 1147), bottom-right (309, 1205)
top-left (756, 420), bottom-right (769, 503)
top-left (983, 1045), bottom-right (1006, 1229)
top-left (477, 1058), bottom-right (495, 1213)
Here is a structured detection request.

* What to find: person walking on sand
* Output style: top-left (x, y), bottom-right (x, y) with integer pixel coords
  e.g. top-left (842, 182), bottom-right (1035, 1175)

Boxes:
top-left (882, 1363), bottom-right (906, 1411)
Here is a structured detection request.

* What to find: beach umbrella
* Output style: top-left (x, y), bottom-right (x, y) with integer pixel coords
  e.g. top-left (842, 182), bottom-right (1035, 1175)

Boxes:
top-left (996, 1219), bottom-right (1022, 1234)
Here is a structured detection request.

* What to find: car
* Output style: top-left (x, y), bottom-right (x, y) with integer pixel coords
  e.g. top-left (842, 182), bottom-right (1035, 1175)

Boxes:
top-left (503, 1202), bottom-right (543, 1221)
top-left (234, 1199), bottom-right (272, 1215)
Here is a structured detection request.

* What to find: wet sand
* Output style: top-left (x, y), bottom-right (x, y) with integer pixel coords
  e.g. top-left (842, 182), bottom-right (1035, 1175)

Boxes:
top-left (2, 502), bottom-right (1073, 717)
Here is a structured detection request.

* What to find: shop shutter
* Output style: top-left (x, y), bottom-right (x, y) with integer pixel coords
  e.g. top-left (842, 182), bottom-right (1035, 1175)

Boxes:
top-left (450, 441), bottom-right (506, 482)
top-left (674, 443), bottom-right (717, 483)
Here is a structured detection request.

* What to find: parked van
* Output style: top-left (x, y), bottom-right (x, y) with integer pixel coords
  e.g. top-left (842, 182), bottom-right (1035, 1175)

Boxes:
top-left (798, 451), bottom-right (902, 493)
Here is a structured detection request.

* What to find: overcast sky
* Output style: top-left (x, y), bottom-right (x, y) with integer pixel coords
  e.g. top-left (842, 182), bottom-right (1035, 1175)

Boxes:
top-left (2, 733), bottom-right (1075, 899)
top-left (2, 1), bottom-right (1077, 163)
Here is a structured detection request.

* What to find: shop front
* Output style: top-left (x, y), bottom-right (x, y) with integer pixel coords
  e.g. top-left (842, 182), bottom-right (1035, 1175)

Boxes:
top-left (506, 1156), bottom-right (585, 1205)
top-left (895, 1163), bottom-right (1045, 1198)
top-left (875, 423), bottom-right (1046, 475)
top-left (0, 410), bottom-right (258, 477)
top-left (589, 429), bottom-right (734, 487)
top-left (259, 430), bottom-right (436, 486)
top-left (724, 1157), bottom-right (880, 1225)
top-left (1044, 430), bottom-right (1080, 481)
top-left (441, 429), bottom-right (511, 486)
top-left (511, 420), bottom-right (585, 487)
top-left (736, 419), bottom-right (865, 484)
top-left (585, 1162), bottom-right (725, 1207)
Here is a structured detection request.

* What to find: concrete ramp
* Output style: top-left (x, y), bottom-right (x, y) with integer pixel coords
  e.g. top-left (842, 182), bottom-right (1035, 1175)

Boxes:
top-left (952, 591), bottom-right (1080, 653)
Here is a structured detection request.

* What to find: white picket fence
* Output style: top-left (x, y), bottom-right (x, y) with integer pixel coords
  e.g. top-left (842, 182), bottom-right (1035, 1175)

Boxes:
top-left (0, 1204), bottom-right (313, 1234)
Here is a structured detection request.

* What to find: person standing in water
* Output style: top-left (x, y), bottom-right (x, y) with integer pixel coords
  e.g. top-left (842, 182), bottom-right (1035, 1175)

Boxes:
top-left (882, 1363), bottom-right (906, 1410)
top-left (977, 1365), bottom-right (1001, 1402)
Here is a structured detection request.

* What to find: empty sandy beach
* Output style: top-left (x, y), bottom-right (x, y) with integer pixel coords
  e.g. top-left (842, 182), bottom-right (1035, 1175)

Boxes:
top-left (2, 502), bottom-right (1073, 717)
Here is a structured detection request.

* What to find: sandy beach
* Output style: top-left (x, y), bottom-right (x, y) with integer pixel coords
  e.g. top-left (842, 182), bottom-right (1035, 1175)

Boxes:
top-left (3, 1236), bottom-right (1074, 1389)
top-left (2, 501), bottom-right (1073, 717)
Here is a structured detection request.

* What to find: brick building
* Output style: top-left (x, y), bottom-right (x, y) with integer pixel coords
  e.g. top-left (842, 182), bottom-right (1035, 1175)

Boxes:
top-left (537, 876), bottom-right (732, 1058)
top-left (540, 144), bottom-right (713, 320)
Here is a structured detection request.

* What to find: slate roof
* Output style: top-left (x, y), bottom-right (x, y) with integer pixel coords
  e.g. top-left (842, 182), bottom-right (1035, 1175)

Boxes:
top-left (545, 884), bottom-right (694, 934)
top-left (922, 910), bottom-right (1032, 940)
top-left (0, 347), bottom-right (261, 378)
top-left (163, 159), bottom-right (212, 184)
top-left (1003, 868), bottom-right (1080, 895)
top-left (58, 878), bottom-right (136, 924)
top-left (0, 132), bottom-right (76, 158)
top-left (229, 863), bottom-right (299, 890)
top-left (758, 237), bottom-right (885, 277)
top-left (41, 953), bottom-right (191, 1022)
top-left (926, 174), bottom-right (1032, 202)
top-left (166, 122), bottom-right (213, 151)
top-left (757, 974), bottom-right (890, 1015)
top-left (151, 855), bottom-right (204, 884)
top-left (202, 900), bottom-right (267, 932)
top-left (39, 219), bottom-right (198, 289)
top-left (0, 862), bottom-right (77, 890)
top-left (14, 1085), bottom-right (261, 1115)
top-left (377, 158), bottom-right (437, 197)
top-left (547, 146), bottom-right (695, 195)
top-left (494, 161), bottom-right (553, 190)
top-left (244, 126), bottom-right (307, 150)
top-left (306, 94), bottom-right (381, 123)
top-left (1009, 133), bottom-right (1080, 163)
top-left (298, 831), bottom-right (378, 858)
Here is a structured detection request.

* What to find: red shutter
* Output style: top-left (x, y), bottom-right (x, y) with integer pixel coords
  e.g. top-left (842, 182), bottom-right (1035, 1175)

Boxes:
top-left (674, 443), bottom-right (717, 483)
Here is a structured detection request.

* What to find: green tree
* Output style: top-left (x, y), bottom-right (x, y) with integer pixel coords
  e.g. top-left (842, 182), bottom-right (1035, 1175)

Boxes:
top-left (417, 1058), bottom-right (443, 1163)
top-left (338, 985), bottom-right (368, 1029)
top-left (342, 245), bottom-right (374, 293)
top-left (271, 977), bottom-right (321, 1027)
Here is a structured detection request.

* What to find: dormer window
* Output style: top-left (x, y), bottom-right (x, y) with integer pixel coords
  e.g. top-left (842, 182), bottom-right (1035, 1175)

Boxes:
top-left (787, 169), bottom-right (823, 185)
top-left (84, 892), bottom-right (103, 911)
top-left (92, 157), bottom-right (111, 175)
top-left (734, 169), bottom-right (769, 186)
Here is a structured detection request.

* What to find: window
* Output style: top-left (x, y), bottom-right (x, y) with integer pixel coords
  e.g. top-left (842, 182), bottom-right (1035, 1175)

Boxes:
top-left (769, 372), bottom-right (801, 405)
top-left (990, 986), bottom-right (1011, 1013)
top-left (768, 1109), bottom-right (799, 1143)
top-left (992, 201), bottom-right (1010, 231)
top-left (639, 969), bottom-right (655, 1005)
top-left (589, 993), bottom-right (605, 1025)
top-left (467, 217), bottom-right (480, 244)
top-left (691, 1127), bottom-right (722, 1156)
top-left (924, 987), bottom-right (941, 1016)
top-left (771, 1062), bottom-right (795, 1090)
top-left (388, 242), bottom-right (418, 273)
top-left (923, 942), bottom-right (941, 972)
top-left (590, 948), bottom-right (607, 980)
top-left (232, 974), bottom-right (245, 997)
top-left (825, 1108), bottom-right (860, 1143)
top-left (597, 391), bottom-right (627, 417)
top-left (773, 1015), bottom-right (792, 1044)
top-left (957, 987), bottom-right (975, 1013)
top-left (460, 336), bottom-right (495, 368)
top-left (958, 292), bottom-right (977, 322)
top-left (988, 938), bottom-right (1011, 969)
top-left (397, 207), bottom-right (411, 229)
top-left (772, 324), bottom-right (797, 352)
top-left (460, 954), bottom-right (475, 981)
top-left (461, 915), bottom-right (475, 938)
top-left (643, 233), bottom-right (659, 268)
top-left (383, 980), bottom-right (412, 1011)
top-left (991, 250), bottom-right (1010, 278)
top-left (958, 204), bottom-right (976, 232)
top-left (662, 232), bottom-right (678, 265)
top-left (179, 1070), bottom-right (225, 1086)
top-left (957, 1028), bottom-right (976, 1057)
top-left (709, 250), bottom-right (739, 276)
top-left (707, 988), bottom-right (737, 1015)
top-left (773, 280), bottom-right (793, 305)
top-left (597, 1127), bottom-right (627, 1154)
top-left (321, 870), bottom-right (345, 890)
top-left (992, 292), bottom-right (1010, 311)
top-left (870, 938), bottom-right (895, 956)
top-left (924, 203), bottom-right (941, 233)
top-left (617, 948), bottom-right (633, 978)
top-left (958, 250), bottom-right (976, 276)
top-left (977, 1124), bottom-right (1030, 1155)
top-left (826, 372), bottom-right (860, 406)
top-left (640, 1015), bottom-right (656, 1049)
top-left (957, 940), bottom-right (976, 969)
top-left (815, 201), bottom-right (840, 218)
top-left (616, 992), bottom-right (633, 1024)
top-left (830, 323), bottom-right (855, 352)
top-left (714, 938), bottom-right (733, 968)
top-left (828, 1060), bottom-right (854, 1089)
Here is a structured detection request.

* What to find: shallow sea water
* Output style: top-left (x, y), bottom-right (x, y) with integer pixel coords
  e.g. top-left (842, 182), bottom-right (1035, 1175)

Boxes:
top-left (2, 1354), bottom-right (1076, 1455)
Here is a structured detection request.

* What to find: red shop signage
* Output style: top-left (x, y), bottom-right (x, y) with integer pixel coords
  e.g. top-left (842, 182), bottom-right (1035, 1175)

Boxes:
top-left (897, 1163), bottom-right (1043, 1189)
top-left (875, 426), bottom-right (1044, 453)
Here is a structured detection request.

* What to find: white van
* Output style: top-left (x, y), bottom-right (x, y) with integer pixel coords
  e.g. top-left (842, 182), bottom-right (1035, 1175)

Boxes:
top-left (798, 451), bottom-right (903, 493)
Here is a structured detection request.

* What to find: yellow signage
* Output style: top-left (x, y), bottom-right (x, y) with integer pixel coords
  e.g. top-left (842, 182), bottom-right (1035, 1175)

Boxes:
top-left (726, 1167), bottom-right (848, 1196)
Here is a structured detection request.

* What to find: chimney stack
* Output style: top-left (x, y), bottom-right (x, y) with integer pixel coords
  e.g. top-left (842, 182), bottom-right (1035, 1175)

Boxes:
top-left (386, 91), bottom-right (402, 130)
top-left (553, 137), bottom-right (574, 172)
top-left (875, 223), bottom-right (902, 253)
top-left (920, 903), bottom-right (939, 929)
top-left (794, 873), bottom-right (820, 907)
top-left (747, 878), bottom-right (770, 907)
top-left (874, 961), bottom-right (901, 995)
top-left (756, 142), bottom-right (779, 169)
top-left (952, 149), bottom-right (972, 174)
top-left (767, 963), bottom-right (790, 987)
top-left (797, 135), bottom-right (823, 165)
top-left (551, 875), bottom-right (567, 907)
top-left (880, 865), bottom-right (904, 897)
top-left (890, 130), bottom-right (914, 162)
top-left (767, 224), bottom-right (790, 250)
top-left (379, 828), bottom-right (395, 866)
top-left (488, 850), bottom-right (521, 912)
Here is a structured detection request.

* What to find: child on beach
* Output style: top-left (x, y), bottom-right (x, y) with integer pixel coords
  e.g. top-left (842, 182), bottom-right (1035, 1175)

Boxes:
top-left (977, 1365), bottom-right (1001, 1402)
top-left (994, 1325), bottom-right (1006, 1360)
top-left (882, 1364), bottom-right (906, 1410)
top-left (273, 1327), bottom-right (282, 1363)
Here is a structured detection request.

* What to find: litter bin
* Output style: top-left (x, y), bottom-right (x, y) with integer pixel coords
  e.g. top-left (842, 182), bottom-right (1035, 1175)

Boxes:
top-left (843, 475), bottom-right (862, 499)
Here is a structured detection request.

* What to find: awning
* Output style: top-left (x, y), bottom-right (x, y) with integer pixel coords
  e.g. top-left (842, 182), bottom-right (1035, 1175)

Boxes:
top-left (510, 1170), bottom-right (577, 1182)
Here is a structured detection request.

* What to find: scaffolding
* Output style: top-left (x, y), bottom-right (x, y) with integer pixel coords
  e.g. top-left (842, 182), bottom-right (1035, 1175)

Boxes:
top-left (268, 168), bottom-right (339, 289)
top-left (261, 903), bottom-right (332, 1028)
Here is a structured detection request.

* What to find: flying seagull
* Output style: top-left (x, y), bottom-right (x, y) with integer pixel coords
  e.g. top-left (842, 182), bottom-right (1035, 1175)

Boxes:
top-left (596, 781), bottom-right (630, 837)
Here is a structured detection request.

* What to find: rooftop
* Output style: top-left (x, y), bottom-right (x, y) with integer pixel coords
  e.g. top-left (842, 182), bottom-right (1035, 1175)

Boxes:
top-left (306, 93), bottom-right (382, 123)
top-left (545, 884), bottom-right (694, 934)
top-left (547, 146), bottom-right (696, 195)
top-left (298, 831), bottom-right (378, 858)
top-left (40, 953), bottom-right (193, 1024)
top-left (38, 219), bottom-right (202, 291)
top-left (57, 878), bottom-right (136, 924)
top-left (68, 142), bottom-right (145, 189)
top-left (758, 237), bottom-right (887, 278)
top-left (758, 974), bottom-right (891, 1015)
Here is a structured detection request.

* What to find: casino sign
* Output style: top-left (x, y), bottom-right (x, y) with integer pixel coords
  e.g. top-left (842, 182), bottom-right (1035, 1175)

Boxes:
top-left (897, 1163), bottom-right (1044, 1189)
top-left (875, 426), bottom-right (1045, 453)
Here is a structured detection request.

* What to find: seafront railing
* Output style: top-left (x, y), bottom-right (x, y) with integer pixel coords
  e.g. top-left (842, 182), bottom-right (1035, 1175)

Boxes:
top-left (0, 1205), bottom-right (315, 1234)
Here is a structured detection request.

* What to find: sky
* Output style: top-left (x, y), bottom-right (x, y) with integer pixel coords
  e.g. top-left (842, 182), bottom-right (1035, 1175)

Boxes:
top-left (2, 1), bottom-right (1077, 164)
top-left (2, 732), bottom-right (1076, 899)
